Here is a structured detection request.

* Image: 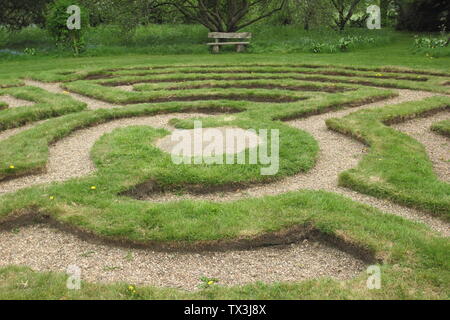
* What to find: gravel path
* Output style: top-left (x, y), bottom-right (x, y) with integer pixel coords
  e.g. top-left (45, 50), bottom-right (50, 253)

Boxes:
top-left (116, 85), bottom-right (134, 92)
top-left (23, 80), bottom-right (120, 110)
top-left (0, 225), bottom-right (366, 291)
top-left (0, 121), bottom-right (47, 142)
top-left (392, 112), bottom-right (449, 182)
top-left (0, 94), bottom-right (34, 108)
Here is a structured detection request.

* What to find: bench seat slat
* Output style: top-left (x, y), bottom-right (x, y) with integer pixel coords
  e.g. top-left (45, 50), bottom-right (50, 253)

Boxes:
top-left (208, 32), bottom-right (251, 39)
top-left (207, 42), bottom-right (250, 46)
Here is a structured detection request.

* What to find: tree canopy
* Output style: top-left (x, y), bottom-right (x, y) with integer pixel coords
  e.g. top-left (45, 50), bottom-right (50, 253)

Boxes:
top-left (164, 0), bottom-right (287, 32)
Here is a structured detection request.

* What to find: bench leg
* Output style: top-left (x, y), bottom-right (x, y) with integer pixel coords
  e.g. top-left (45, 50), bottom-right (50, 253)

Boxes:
top-left (236, 44), bottom-right (245, 53)
top-left (212, 45), bottom-right (220, 53)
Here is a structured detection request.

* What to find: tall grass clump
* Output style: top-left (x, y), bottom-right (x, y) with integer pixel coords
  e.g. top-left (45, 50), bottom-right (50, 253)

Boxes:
top-left (246, 25), bottom-right (395, 54)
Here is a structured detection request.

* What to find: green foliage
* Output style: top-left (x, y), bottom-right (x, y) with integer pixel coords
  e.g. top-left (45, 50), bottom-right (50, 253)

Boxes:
top-left (338, 37), bottom-right (352, 51)
top-left (306, 33), bottom-right (378, 54)
top-left (349, 13), bottom-right (369, 28)
top-left (199, 277), bottom-right (219, 289)
top-left (413, 35), bottom-right (450, 58)
top-left (167, 0), bottom-right (286, 32)
top-left (0, 0), bottom-right (52, 30)
top-left (0, 24), bottom-right (395, 57)
top-left (45, 0), bottom-right (89, 55)
top-left (414, 36), bottom-right (449, 49)
top-left (270, 0), bottom-right (333, 30)
top-left (23, 48), bottom-right (37, 56)
top-left (311, 42), bottom-right (325, 53)
top-left (395, 0), bottom-right (450, 32)
top-left (0, 27), bottom-right (8, 48)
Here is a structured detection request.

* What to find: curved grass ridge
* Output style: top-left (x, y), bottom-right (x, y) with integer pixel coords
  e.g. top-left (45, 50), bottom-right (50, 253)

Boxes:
top-left (431, 119), bottom-right (450, 137)
top-left (92, 121), bottom-right (316, 193)
top-left (94, 72), bottom-right (446, 93)
top-left (0, 86), bottom-right (86, 131)
top-left (63, 81), bottom-right (310, 104)
top-left (132, 79), bottom-right (354, 93)
top-left (326, 96), bottom-right (450, 218)
top-left (0, 78), bottom-right (24, 88)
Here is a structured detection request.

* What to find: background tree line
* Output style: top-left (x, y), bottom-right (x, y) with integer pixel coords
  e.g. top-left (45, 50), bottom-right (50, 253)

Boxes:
top-left (0, 0), bottom-right (448, 33)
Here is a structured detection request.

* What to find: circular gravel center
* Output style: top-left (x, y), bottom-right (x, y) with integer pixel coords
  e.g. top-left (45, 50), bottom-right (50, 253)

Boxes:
top-left (156, 127), bottom-right (262, 157)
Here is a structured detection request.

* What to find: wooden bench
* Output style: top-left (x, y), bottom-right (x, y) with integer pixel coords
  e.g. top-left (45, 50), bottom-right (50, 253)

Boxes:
top-left (207, 32), bottom-right (252, 53)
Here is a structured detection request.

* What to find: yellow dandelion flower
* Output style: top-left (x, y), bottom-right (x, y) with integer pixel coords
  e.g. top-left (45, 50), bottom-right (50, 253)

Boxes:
top-left (49, 196), bottom-right (55, 200)
top-left (90, 186), bottom-right (97, 190)
top-left (9, 165), bottom-right (15, 169)
top-left (207, 280), bottom-right (214, 285)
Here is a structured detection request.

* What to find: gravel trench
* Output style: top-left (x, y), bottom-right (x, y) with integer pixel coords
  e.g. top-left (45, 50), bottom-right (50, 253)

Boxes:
top-left (0, 225), bottom-right (366, 291)
top-left (392, 112), bottom-right (449, 182)
top-left (0, 121), bottom-right (47, 142)
top-left (23, 80), bottom-right (120, 110)
top-left (0, 95), bottom-right (35, 108)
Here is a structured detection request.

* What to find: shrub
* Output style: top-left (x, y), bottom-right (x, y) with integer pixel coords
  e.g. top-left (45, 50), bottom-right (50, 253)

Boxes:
top-left (0, 27), bottom-right (9, 48)
top-left (311, 42), bottom-right (325, 53)
top-left (338, 37), bottom-right (352, 51)
top-left (0, 0), bottom-right (52, 31)
top-left (396, 0), bottom-right (450, 32)
top-left (45, 0), bottom-right (89, 55)
top-left (412, 35), bottom-right (450, 58)
top-left (414, 36), bottom-right (449, 49)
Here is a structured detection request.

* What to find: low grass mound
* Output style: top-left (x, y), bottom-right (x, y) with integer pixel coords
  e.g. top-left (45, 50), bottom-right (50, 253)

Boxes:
top-left (0, 78), bottom-right (23, 88)
top-left (431, 119), bottom-right (450, 137)
top-left (0, 86), bottom-right (86, 131)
